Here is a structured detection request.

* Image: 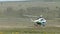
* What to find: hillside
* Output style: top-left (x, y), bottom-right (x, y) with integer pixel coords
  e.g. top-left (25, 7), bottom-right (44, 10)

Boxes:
top-left (0, 1), bottom-right (59, 30)
top-left (0, 2), bottom-right (60, 19)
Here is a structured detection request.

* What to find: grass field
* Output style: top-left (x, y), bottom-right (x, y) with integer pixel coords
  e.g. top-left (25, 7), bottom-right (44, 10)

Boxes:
top-left (0, 2), bottom-right (60, 34)
top-left (0, 18), bottom-right (59, 34)
top-left (0, 18), bottom-right (60, 34)
top-left (0, 27), bottom-right (60, 34)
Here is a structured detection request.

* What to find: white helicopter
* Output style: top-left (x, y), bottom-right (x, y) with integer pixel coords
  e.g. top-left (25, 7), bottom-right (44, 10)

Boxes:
top-left (23, 14), bottom-right (47, 28)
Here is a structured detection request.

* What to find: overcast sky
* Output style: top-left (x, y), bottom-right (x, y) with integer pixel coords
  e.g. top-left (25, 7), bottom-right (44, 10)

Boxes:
top-left (0, 0), bottom-right (29, 1)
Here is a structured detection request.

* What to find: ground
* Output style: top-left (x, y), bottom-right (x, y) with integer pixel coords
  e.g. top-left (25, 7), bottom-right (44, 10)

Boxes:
top-left (0, 18), bottom-right (60, 34)
top-left (0, 26), bottom-right (60, 34)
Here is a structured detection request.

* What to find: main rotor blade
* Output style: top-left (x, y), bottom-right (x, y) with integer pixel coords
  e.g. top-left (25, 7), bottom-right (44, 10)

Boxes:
top-left (23, 15), bottom-right (38, 18)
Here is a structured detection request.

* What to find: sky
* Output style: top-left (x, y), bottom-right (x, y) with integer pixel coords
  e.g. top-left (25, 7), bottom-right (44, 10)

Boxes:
top-left (0, 0), bottom-right (29, 1)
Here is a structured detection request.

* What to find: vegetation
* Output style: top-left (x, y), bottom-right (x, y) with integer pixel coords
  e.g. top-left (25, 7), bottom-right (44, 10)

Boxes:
top-left (0, 27), bottom-right (60, 34)
top-left (0, 1), bottom-right (60, 34)
top-left (0, 2), bottom-right (60, 19)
